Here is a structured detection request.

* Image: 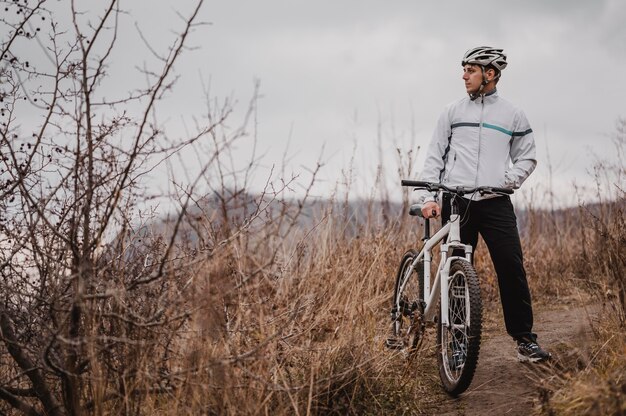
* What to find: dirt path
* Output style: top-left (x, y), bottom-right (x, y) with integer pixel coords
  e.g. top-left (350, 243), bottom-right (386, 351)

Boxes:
top-left (427, 300), bottom-right (598, 415)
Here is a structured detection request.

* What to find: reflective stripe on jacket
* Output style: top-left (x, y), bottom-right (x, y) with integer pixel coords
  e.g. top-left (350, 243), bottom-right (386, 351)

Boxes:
top-left (415, 89), bottom-right (537, 203)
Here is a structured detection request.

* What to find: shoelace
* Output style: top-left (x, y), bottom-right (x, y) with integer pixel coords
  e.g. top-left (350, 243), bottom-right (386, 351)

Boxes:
top-left (520, 342), bottom-right (539, 351)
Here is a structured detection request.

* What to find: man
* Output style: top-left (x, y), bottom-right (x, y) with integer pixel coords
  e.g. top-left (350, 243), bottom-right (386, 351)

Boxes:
top-left (415, 46), bottom-right (550, 362)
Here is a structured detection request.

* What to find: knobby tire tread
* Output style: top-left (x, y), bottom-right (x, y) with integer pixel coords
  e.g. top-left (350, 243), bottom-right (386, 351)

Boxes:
top-left (437, 259), bottom-right (482, 396)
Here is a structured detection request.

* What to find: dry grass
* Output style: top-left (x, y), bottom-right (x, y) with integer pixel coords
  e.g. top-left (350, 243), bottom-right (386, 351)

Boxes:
top-left (534, 322), bottom-right (626, 416)
top-left (529, 199), bottom-right (626, 416)
top-left (109, 183), bottom-right (623, 415)
top-left (126, 213), bottom-right (432, 415)
top-left (524, 123), bottom-right (626, 415)
top-left (2, 185), bottom-right (624, 415)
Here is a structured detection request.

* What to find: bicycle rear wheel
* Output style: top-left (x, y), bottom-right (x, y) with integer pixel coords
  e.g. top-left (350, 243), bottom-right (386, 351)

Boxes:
top-left (389, 249), bottom-right (424, 352)
top-left (437, 259), bottom-right (482, 396)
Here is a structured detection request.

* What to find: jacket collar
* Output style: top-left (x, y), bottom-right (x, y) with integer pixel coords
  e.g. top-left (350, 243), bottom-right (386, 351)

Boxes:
top-left (470, 88), bottom-right (498, 104)
top-left (482, 88), bottom-right (498, 102)
top-left (484, 88), bottom-right (498, 97)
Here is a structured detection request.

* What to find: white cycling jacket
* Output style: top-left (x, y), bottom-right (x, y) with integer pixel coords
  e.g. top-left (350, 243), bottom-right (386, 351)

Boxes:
top-left (415, 89), bottom-right (537, 203)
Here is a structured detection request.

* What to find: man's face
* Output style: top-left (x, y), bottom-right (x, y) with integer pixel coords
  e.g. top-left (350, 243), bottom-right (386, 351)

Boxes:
top-left (462, 64), bottom-right (483, 94)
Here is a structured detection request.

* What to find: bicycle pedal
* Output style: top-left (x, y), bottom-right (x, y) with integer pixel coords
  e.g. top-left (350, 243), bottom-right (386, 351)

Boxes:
top-left (385, 337), bottom-right (405, 350)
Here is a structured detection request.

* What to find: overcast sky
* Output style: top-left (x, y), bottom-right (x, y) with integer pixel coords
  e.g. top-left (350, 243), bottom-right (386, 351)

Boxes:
top-left (51, 1), bottom-right (626, 206)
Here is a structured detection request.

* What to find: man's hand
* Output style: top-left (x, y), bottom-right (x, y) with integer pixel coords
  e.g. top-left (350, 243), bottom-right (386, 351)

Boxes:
top-left (421, 201), bottom-right (440, 219)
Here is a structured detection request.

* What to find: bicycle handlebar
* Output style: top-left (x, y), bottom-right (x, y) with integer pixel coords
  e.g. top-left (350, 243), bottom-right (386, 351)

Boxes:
top-left (401, 180), bottom-right (514, 196)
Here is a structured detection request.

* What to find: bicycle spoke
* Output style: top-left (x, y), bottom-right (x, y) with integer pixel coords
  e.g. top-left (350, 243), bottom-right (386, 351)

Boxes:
top-left (389, 250), bottom-right (425, 353)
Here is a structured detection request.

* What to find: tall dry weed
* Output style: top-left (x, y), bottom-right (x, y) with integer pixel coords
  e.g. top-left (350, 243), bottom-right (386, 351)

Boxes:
top-left (110, 191), bottom-right (435, 415)
top-left (529, 119), bottom-right (626, 415)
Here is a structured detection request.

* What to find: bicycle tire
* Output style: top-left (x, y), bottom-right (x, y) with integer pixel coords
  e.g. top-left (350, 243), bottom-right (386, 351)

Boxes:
top-left (436, 259), bottom-right (482, 396)
top-left (390, 249), bottom-right (424, 352)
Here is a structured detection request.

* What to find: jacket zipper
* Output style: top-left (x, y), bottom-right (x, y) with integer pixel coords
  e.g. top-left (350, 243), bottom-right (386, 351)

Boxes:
top-left (475, 96), bottom-right (485, 187)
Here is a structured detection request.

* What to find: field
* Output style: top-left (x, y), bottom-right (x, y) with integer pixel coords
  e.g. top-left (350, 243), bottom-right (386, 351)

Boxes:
top-left (22, 165), bottom-right (616, 416)
top-left (139, 178), bottom-right (623, 416)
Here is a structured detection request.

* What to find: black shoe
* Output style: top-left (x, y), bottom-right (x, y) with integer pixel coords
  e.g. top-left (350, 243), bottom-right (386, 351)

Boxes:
top-left (517, 341), bottom-right (551, 363)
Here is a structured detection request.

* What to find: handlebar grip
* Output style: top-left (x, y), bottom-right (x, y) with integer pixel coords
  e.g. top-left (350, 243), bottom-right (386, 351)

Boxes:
top-left (401, 180), bottom-right (432, 188)
top-left (488, 187), bottom-right (514, 195)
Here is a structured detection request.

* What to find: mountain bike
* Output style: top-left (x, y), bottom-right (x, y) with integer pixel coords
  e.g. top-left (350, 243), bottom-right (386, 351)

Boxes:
top-left (386, 180), bottom-right (513, 396)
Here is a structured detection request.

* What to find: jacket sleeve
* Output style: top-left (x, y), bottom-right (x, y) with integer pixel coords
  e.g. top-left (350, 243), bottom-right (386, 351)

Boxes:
top-left (505, 110), bottom-right (537, 189)
top-left (414, 106), bottom-right (452, 204)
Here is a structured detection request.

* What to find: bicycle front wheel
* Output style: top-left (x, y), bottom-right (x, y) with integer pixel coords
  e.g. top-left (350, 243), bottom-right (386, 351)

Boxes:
top-left (389, 249), bottom-right (424, 353)
top-left (437, 259), bottom-right (482, 396)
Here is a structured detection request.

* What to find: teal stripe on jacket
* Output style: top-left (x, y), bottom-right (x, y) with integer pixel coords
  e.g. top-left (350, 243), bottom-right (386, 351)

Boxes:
top-left (451, 122), bottom-right (532, 138)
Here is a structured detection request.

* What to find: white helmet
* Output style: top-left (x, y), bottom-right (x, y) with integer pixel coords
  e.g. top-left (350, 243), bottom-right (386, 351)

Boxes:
top-left (461, 46), bottom-right (508, 72)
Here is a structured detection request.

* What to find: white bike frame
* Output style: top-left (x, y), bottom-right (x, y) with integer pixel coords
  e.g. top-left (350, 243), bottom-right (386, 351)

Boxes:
top-left (396, 209), bottom-right (473, 328)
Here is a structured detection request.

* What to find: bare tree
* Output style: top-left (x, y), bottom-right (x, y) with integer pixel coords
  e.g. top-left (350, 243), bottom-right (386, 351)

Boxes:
top-left (0, 0), bottom-right (271, 414)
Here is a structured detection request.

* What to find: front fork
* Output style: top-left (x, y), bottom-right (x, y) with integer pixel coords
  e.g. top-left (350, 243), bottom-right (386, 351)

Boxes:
top-left (438, 244), bottom-right (473, 327)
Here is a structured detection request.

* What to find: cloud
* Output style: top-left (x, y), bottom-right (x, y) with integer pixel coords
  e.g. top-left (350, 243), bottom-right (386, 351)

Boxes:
top-left (23, 0), bottom-right (625, 205)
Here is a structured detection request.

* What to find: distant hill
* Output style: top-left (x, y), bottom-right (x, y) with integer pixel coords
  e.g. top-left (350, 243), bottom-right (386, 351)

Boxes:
top-left (112, 191), bottom-right (624, 259)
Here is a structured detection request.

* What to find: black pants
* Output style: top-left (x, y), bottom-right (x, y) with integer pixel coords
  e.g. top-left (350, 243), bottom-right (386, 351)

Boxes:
top-left (441, 194), bottom-right (536, 343)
